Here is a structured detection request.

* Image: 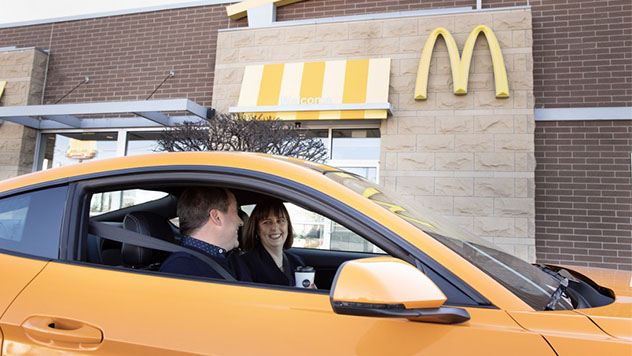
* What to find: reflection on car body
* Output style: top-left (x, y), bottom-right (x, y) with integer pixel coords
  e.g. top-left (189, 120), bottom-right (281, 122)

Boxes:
top-left (0, 152), bottom-right (629, 355)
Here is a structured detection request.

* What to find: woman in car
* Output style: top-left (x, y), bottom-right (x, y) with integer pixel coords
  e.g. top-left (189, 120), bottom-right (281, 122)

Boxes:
top-left (240, 198), bottom-right (307, 287)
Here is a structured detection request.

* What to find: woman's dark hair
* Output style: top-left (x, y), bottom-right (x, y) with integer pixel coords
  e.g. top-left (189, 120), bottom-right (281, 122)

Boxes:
top-left (242, 198), bottom-right (294, 252)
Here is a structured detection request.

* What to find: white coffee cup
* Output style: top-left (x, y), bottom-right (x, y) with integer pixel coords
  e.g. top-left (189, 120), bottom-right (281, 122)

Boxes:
top-left (295, 266), bottom-right (315, 288)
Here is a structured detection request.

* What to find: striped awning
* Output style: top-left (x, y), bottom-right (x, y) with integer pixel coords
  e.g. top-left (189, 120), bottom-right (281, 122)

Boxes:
top-left (229, 58), bottom-right (392, 120)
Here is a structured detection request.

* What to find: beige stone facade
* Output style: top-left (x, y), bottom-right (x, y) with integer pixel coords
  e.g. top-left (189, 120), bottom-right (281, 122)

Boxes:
top-left (213, 8), bottom-right (535, 261)
top-left (0, 48), bottom-right (49, 179)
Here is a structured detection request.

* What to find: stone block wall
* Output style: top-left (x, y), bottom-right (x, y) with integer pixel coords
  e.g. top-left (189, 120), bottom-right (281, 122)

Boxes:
top-left (0, 48), bottom-right (49, 179)
top-left (381, 9), bottom-right (535, 261)
top-left (213, 8), bottom-right (536, 261)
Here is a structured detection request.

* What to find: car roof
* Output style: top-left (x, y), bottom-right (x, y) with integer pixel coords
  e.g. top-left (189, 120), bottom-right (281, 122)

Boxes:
top-left (0, 152), bottom-right (341, 195)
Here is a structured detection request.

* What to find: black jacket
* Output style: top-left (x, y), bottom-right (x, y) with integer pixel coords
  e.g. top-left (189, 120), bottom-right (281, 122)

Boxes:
top-left (159, 247), bottom-right (252, 281)
top-left (239, 243), bottom-right (304, 286)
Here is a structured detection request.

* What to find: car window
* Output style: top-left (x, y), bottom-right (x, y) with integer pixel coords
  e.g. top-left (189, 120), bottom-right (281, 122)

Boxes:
top-left (0, 186), bottom-right (67, 258)
top-left (242, 203), bottom-right (385, 254)
top-left (90, 189), bottom-right (168, 216)
top-left (75, 174), bottom-right (480, 306)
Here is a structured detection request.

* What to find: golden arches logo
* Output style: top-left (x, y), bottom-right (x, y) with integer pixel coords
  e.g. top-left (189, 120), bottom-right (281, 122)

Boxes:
top-left (0, 81), bottom-right (6, 102)
top-left (414, 25), bottom-right (509, 100)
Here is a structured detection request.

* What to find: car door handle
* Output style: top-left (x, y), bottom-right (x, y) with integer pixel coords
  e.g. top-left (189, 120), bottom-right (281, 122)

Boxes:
top-left (22, 316), bottom-right (103, 346)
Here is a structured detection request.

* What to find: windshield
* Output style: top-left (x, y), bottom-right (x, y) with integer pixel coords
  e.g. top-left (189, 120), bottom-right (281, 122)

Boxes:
top-left (327, 171), bottom-right (572, 311)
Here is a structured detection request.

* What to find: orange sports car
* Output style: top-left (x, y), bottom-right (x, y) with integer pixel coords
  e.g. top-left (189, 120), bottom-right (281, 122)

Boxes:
top-left (0, 152), bottom-right (630, 355)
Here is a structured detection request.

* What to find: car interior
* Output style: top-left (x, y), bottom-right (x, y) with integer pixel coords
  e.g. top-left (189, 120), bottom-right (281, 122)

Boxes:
top-left (85, 185), bottom-right (387, 290)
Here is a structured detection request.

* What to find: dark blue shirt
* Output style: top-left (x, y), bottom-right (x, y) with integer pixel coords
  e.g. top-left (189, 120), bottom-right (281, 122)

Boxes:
top-left (180, 235), bottom-right (227, 257)
top-left (159, 235), bottom-right (251, 281)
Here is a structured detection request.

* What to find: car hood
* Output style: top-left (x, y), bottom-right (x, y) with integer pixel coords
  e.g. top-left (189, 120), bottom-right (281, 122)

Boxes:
top-left (563, 265), bottom-right (632, 341)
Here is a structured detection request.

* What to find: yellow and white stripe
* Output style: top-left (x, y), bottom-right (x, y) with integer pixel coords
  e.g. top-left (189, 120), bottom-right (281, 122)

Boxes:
top-left (233, 58), bottom-right (391, 120)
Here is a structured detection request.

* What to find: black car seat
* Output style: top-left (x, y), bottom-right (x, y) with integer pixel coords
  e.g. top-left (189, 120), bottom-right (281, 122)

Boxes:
top-left (121, 211), bottom-right (177, 269)
top-left (87, 227), bottom-right (124, 266)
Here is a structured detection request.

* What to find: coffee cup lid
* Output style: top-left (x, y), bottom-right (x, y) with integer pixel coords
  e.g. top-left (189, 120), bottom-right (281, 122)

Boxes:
top-left (295, 266), bottom-right (314, 273)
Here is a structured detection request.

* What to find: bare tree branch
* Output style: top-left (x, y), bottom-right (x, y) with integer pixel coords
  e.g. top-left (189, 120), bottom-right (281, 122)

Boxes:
top-left (157, 113), bottom-right (328, 162)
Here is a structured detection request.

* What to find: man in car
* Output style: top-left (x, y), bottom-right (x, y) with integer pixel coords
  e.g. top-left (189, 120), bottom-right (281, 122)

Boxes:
top-left (159, 187), bottom-right (251, 281)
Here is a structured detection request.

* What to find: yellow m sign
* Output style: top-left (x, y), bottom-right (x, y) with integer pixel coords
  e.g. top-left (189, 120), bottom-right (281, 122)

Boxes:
top-left (414, 25), bottom-right (509, 100)
top-left (0, 81), bottom-right (6, 102)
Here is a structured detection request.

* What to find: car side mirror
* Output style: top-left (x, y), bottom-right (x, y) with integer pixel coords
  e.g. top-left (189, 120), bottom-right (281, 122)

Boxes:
top-left (330, 257), bottom-right (470, 324)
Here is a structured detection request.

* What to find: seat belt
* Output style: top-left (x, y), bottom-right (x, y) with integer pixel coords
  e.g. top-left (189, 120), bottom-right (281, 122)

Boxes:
top-left (88, 221), bottom-right (236, 282)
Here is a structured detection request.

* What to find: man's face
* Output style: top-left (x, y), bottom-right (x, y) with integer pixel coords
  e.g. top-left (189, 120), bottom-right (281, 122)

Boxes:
top-left (217, 191), bottom-right (243, 250)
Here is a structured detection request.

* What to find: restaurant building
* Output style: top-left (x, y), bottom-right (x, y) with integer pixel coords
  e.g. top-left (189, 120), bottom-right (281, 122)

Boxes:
top-left (0, 0), bottom-right (629, 270)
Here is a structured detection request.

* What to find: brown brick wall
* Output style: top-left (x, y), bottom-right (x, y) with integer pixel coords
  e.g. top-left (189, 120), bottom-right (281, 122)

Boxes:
top-left (530, 0), bottom-right (632, 108)
top-left (274, 0), bottom-right (529, 20)
top-left (535, 120), bottom-right (632, 271)
top-left (1, 1), bottom-right (629, 108)
top-left (0, 5), bottom-right (245, 107)
top-left (275, 0), bottom-right (475, 20)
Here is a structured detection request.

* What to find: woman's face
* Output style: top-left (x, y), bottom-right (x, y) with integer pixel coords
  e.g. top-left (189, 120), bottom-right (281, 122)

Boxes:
top-left (257, 212), bottom-right (288, 252)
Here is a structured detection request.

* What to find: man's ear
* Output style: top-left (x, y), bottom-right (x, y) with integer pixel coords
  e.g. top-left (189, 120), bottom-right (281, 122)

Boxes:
top-left (209, 209), bottom-right (222, 226)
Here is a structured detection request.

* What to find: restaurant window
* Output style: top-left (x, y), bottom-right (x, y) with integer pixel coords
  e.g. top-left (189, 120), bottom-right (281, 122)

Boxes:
top-left (39, 132), bottom-right (118, 170)
top-left (37, 129), bottom-right (167, 171)
top-left (304, 129), bottom-right (330, 153)
top-left (331, 129), bottom-right (380, 160)
top-left (291, 127), bottom-right (382, 252)
top-left (126, 131), bottom-right (162, 156)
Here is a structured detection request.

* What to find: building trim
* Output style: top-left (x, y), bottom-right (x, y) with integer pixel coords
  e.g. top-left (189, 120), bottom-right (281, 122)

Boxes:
top-left (0, 99), bottom-right (208, 129)
top-left (219, 6), bottom-right (531, 31)
top-left (229, 103), bottom-right (393, 114)
top-left (0, 1), bottom-right (233, 29)
top-left (0, 46), bottom-right (48, 54)
top-left (534, 107), bottom-right (632, 122)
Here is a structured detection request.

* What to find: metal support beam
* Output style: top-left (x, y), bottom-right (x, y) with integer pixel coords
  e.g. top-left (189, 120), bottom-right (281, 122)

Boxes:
top-left (133, 111), bottom-right (170, 126)
top-left (0, 99), bottom-right (210, 129)
top-left (42, 114), bottom-right (82, 128)
top-left (2, 116), bottom-right (41, 129)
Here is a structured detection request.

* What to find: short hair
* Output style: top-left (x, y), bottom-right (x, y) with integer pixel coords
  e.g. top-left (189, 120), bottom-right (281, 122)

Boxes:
top-left (177, 187), bottom-right (231, 236)
top-left (242, 198), bottom-right (294, 252)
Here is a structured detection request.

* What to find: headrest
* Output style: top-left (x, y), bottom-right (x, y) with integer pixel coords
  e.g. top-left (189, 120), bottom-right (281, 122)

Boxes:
top-left (237, 209), bottom-right (249, 251)
top-left (121, 211), bottom-right (176, 268)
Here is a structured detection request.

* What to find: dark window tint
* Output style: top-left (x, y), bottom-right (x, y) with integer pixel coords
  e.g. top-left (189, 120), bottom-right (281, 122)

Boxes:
top-left (0, 186), bottom-right (67, 258)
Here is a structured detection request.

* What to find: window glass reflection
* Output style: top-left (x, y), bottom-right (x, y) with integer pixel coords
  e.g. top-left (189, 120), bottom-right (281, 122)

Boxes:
top-left (90, 189), bottom-right (168, 216)
top-left (331, 129), bottom-right (380, 160)
top-left (40, 132), bottom-right (118, 170)
top-left (126, 131), bottom-right (163, 156)
top-left (304, 129), bottom-right (330, 159)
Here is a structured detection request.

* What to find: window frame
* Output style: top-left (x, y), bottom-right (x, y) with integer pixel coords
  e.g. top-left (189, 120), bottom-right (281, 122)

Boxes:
top-left (0, 184), bottom-right (70, 260)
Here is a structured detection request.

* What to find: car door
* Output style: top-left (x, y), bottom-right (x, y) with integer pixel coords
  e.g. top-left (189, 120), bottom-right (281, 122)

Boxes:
top-left (1, 260), bottom-right (558, 356)
top-left (0, 253), bottom-right (48, 352)
top-left (0, 185), bottom-right (68, 354)
top-left (0, 173), bottom-right (556, 356)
